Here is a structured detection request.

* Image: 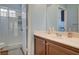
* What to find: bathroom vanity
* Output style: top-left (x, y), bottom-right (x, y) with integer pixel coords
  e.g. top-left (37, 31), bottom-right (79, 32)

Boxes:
top-left (34, 32), bottom-right (79, 55)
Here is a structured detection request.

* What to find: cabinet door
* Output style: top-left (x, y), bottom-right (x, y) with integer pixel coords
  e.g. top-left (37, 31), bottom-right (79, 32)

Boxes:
top-left (46, 41), bottom-right (78, 55)
top-left (35, 37), bottom-right (45, 55)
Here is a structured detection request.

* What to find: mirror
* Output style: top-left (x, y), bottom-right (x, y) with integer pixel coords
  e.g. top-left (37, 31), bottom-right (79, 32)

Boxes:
top-left (46, 4), bottom-right (79, 32)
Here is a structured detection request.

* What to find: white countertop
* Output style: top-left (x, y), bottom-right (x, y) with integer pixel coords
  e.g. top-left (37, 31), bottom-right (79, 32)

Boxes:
top-left (34, 31), bottom-right (79, 49)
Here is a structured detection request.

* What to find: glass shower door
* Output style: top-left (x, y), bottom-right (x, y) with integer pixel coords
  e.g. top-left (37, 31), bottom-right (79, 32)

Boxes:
top-left (8, 9), bottom-right (22, 45)
top-left (0, 7), bottom-right (9, 45)
top-left (0, 7), bottom-right (22, 48)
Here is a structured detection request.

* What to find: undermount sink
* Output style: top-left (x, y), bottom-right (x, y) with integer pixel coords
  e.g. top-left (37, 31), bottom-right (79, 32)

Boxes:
top-left (0, 42), bottom-right (5, 48)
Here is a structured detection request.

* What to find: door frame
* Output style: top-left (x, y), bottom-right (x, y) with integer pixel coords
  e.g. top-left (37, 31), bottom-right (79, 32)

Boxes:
top-left (58, 6), bottom-right (67, 32)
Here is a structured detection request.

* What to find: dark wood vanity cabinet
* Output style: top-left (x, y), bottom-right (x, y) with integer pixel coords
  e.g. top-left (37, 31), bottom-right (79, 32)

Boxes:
top-left (46, 41), bottom-right (68, 55)
top-left (34, 35), bottom-right (79, 55)
top-left (35, 37), bottom-right (45, 55)
top-left (46, 41), bottom-right (78, 55)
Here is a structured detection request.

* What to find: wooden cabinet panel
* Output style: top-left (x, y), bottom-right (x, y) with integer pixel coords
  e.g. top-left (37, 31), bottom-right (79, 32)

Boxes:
top-left (46, 41), bottom-right (78, 55)
top-left (35, 37), bottom-right (45, 55)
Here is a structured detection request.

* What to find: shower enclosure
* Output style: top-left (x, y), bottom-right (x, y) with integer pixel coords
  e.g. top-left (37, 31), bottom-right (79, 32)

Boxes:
top-left (0, 5), bottom-right (22, 50)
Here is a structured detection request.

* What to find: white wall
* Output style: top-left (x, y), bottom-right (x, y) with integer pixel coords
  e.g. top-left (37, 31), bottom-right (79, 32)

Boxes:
top-left (66, 5), bottom-right (78, 32)
top-left (22, 4), bottom-right (27, 54)
top-left (28, 4), bottom-right (47, 54)
top-left (47, 5), bottom-right (58, 31)
top-left (31, 5), bottom-right (47, 32)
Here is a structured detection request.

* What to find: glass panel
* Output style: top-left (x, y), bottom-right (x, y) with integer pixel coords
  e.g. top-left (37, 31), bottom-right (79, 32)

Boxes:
top-left (0, 8), bottom-right (8, 17)
top-left (9, 10), bottom-right (16, 17)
